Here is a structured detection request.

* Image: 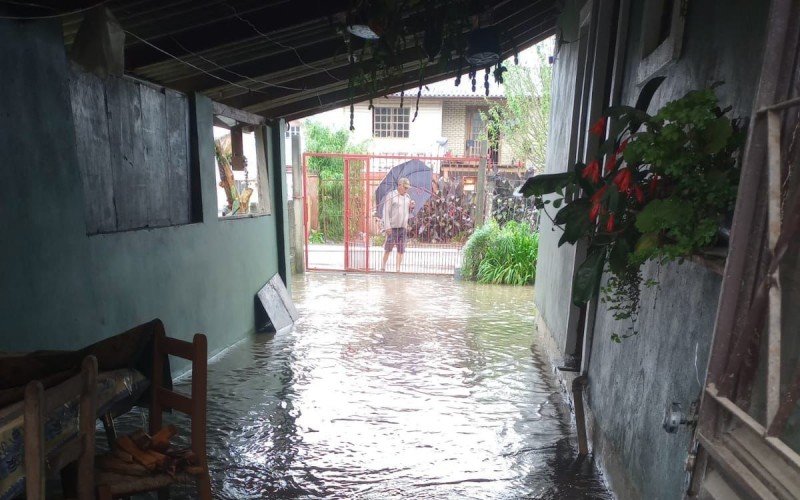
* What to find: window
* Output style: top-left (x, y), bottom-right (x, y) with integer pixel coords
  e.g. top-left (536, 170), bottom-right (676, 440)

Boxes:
top-left (212, 108), bottom-right (272, 218)
top-left (69, 69), bottom-right (197, 234)
top-left (637, 0), bottom-right (686, 83)
top-left (373, 107), bottom-right (410, 138)
top-left (285, 124), bottom-right (300, 138)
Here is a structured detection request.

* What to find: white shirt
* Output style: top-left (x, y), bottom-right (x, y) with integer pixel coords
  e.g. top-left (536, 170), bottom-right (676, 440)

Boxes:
top-left (382, 189), bottom-right (412, 229)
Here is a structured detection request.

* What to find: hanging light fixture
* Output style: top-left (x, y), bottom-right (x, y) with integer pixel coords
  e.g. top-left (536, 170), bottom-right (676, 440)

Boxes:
top-left (346, 2), bottom-right (386, 40)
top-left (347, 22), bottom-right (381, 40)
top-left (465, 25), bottom-right (501, 66)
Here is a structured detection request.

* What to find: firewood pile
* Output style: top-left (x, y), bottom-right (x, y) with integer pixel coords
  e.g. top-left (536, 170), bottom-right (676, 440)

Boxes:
top-left (97, 425), bottom-right (203, 477)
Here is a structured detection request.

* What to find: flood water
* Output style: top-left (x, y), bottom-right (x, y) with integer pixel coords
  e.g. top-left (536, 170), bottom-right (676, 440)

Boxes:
top-left (120, 273), bottom-right (611, 499)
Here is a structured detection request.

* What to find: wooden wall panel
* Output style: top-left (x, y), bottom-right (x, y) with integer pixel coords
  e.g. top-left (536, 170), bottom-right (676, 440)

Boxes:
top-left (165, 90), bottom-right (190, 226)
top-left (69, 69), bottom-right (116, 233)
top-left (140, 83), bottom-right (170, 228)
top-left (106, 75), bottom-right (146, 231)
top-left (69, 69), bottom-right (192, 233)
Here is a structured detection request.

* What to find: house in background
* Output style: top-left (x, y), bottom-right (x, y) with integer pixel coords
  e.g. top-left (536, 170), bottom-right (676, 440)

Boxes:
top-left (285, 78), bottom-right (523, 170)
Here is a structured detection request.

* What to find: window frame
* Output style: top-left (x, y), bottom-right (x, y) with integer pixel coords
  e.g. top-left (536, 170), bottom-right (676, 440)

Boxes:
top-left (636, 0), bottom-right (687, 84)
top-left (372, 106), bottom-right (411, 138)
top-left (212, 101), bottom-right (272, 219)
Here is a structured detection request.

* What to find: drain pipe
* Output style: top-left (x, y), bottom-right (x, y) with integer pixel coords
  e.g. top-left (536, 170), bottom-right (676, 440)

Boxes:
top-left (573, 289), bottom-right (600, 457)
top-left (572, 374), bottom-right (589, 455)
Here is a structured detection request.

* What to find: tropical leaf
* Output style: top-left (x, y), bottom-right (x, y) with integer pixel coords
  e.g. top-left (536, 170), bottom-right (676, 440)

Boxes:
top-left (572, 246), bottom-right (606, 305)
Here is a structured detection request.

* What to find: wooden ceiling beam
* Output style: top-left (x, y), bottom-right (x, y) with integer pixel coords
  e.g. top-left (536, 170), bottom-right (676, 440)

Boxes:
top-left (122, 0), bottom-right (349, 70)
top-left (211, 8), bottom-right (557, 113)
top-left (133, 26), bottom-right (336, 84)
top-left (205, 2), bottom-right (557, 102)
top-left (267, 23), bottom-right (557, 121)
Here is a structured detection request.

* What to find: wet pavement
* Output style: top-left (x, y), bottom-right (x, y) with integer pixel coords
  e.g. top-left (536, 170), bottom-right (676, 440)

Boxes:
top-left (117, 272), bottom-right (611, 499)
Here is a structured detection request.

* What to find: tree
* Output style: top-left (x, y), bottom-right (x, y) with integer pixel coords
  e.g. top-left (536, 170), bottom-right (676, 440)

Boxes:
top-left (304, 122), bottom-right (367, 242)
top-left (483, 43), bottom-right (552, 172)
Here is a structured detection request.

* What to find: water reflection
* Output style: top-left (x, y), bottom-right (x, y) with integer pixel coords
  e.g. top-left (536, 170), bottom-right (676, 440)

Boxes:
top-left (115, 273), bottom-right (610, 499)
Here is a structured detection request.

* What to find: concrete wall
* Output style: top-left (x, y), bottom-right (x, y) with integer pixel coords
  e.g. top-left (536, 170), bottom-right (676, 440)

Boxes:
top-left (534, 34), bottom-right (581, 356)
top-left (308, 98), bottom-right (443, 155)
top-left (0, 19), bottom-right (284, 358)
top-left (534, 1), bottom-right (769, 498)
top-left (306, 96), bottom-right (513, 163)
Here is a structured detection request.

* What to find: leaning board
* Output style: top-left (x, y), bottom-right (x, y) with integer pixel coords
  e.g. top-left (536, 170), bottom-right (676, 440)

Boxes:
top-left (256, 274), bottom-right (298, 332)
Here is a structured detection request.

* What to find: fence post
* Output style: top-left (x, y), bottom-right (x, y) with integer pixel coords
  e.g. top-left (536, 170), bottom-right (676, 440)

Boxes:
top-left (475, 140), bottom-right (488, 227)
top-left (291, 134), bottom-right (305, 274)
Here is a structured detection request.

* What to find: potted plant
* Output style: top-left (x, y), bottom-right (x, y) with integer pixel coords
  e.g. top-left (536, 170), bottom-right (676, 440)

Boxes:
top-left (520, 86), bottom-right (745, 341)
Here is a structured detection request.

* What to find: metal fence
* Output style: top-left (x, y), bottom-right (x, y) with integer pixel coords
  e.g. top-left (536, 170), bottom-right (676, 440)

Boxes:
top-left (302, 153), bottom-right (487, 275)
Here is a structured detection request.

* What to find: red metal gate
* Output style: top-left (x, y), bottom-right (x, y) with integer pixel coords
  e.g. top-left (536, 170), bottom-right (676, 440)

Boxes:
top-left (303, 153), bottom-right (490, 275)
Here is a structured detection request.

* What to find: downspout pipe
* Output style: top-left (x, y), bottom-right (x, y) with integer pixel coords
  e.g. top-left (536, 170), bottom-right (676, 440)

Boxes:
top-left (573, 268), bottom-right (601, 457)
top-left (572, 374), bottom-right (589, 455)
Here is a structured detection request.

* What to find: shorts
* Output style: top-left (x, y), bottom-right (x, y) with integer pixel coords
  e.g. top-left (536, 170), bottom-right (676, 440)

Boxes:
top-left (384, 228), bottom-right (407, 253)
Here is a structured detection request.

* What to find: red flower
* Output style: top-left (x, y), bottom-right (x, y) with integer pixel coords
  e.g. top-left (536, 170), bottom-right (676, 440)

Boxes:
top-left (582, 160), bottom-right (601, 184)
top-left (613, 169), bottom-right (632, 193)
top-left (604, 156), bottom-right (617, 174)
top-left (606, 213), bottom-right (616, 232)
top-left (589, 202), bottom-right (601, 222)
top-left (590, 185), bottom-right (607, 205)
top-left (633, 185), bottom-right (645, 204)
top-left (615, 139), bottom-right (629, 155)
top-left (589, 116), bottom-right (607, 136)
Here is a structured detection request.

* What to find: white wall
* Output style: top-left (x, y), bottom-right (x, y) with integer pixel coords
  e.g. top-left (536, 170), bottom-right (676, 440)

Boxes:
top-left (302, 98), bottom-right (444, 156)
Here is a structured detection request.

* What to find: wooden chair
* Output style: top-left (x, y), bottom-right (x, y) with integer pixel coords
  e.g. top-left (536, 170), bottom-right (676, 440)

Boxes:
top-left (96, 327), bottom-right (212, 499)
top-left (24, 355), bottom-right (98, 500)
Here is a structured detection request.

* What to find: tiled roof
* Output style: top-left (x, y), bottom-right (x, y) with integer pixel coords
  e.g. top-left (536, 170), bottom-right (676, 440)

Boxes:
top-left (390, 76), bottom-right (506, 99)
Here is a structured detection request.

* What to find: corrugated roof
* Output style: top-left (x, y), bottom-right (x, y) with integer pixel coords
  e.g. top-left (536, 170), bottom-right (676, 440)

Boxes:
top-left (56, 0), bottom-right (558, 120)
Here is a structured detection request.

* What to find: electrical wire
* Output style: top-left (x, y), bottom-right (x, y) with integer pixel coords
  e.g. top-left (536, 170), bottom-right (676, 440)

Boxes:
top-left (171, 38), bottom-right (305, 92)
top-left (220, 1), bottom-right (344, 83)
top-left (125, 30), bottom-right (304, 94)
top-left (0, 0), bottom-right (109, 19)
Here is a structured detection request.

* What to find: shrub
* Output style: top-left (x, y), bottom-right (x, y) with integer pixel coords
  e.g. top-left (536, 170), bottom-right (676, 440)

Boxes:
top-left (462, 220), bottom-right (538, 285)
top-left (461, 219), bottom-right (499, 280)
top-left (477, 222), bottom-right (539, 285)
top-left (408, 177), bottom-right (476, 243)
top-left (491, 176), bottom-right (538, 229)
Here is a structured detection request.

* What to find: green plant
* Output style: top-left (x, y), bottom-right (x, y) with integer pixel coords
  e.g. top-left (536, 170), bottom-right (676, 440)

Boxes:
top-left (522, 86), bottom-right (744, 339)
top-left (408, 177), bottom-right (475, 243)
top-left (305, 122), bottom-right (366, 242)
top-left (461, 219), bottom-right (499, 280)
top-left (462, 220), bottom-right (538, 285)
top-left (372, 233), bottom-right (386, 246)
top-left (491, 176), bottom-right (538, 229)
top-left (309, 229), bottom-right (325, 244)
top-left (482, 41), bottom-right (553, 169)
top-left (342, 2), bottom-right (521, 130)
top-left (477, 221), bottom-right (539, 285)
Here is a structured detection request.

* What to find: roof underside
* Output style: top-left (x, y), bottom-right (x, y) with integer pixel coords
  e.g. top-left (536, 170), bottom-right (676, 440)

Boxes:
top-left (56, 0), bottom-right (558, 121)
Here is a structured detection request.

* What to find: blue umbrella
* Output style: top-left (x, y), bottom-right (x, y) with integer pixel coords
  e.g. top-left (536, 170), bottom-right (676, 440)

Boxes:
top-left (375, 159), bottom-right (433, 218)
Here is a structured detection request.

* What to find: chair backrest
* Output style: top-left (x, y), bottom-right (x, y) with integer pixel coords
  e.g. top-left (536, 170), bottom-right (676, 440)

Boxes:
top-left (24, 355), bottom-right (97, 500)
top-left (149, 324), bottom-right (208, 468)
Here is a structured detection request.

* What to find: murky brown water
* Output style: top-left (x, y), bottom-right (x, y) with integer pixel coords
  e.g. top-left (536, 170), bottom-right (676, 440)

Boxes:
top-left (116, 273), bottom-right (611, 499)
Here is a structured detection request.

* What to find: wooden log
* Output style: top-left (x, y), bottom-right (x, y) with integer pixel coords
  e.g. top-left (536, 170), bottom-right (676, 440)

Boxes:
top-left (115, 436), bottom-right (158, 470)
top-left (149, 424), bottom-right (177, 452)
top-left (129, 429), bottom-right (151, 450)
top-left (112, 448), bottom-right (134, 463)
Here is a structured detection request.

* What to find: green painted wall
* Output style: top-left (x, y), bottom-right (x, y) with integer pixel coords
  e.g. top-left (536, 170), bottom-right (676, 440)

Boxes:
top-left (0, 19), bottom-right (285, 357)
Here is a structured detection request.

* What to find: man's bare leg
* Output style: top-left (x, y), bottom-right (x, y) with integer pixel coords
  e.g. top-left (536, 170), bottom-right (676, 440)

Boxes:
top-left (396, 252), bottom-right (404, 272)
top-left (381, 250), bottom-right (391, 271)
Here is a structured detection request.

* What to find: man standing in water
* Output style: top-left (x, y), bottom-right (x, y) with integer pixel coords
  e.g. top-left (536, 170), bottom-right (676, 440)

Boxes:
top-left (381, 177), bottom-right (415, 272)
